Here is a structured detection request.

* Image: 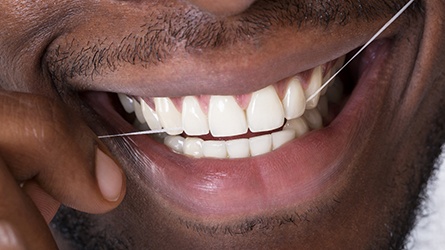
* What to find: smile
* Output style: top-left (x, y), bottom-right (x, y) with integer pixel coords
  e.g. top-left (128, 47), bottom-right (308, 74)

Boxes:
top-left (115, 56), bottom-right (345, 159)
top-left (84, 34), bottom-right (392, 216)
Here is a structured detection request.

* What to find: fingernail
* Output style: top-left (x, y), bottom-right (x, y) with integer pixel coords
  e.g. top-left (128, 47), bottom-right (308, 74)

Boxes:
top-left (95, 148), bottom-right (123, 202)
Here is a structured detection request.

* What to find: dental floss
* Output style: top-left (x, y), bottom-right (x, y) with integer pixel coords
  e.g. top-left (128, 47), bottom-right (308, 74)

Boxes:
top-left (98, 128), bottom-right (182, 139)
top-left (306, 0), bottom-right (415, 103)
top-left (98, 0), bottom-right (414, 139)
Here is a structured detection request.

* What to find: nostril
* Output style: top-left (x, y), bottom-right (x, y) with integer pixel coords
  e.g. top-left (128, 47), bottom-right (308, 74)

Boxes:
top-left (186, 0), bottom-right (257, 16)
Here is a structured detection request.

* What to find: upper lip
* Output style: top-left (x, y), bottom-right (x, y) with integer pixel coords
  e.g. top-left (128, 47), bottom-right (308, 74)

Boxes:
top-left (48, 18), bottom-right (401, 98)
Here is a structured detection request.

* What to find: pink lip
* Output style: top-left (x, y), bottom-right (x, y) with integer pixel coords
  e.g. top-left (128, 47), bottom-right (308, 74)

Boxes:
top-left (88, 40), bottom-right (391, 217)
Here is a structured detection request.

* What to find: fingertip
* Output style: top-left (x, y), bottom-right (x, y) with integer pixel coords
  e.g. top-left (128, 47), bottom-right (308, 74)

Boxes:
top-left (95, 149), bottom-right (125, 202)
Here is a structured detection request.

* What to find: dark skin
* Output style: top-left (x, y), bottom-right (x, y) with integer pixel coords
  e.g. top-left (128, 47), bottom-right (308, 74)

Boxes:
top-left (1, 0), bottom-right (445, 249)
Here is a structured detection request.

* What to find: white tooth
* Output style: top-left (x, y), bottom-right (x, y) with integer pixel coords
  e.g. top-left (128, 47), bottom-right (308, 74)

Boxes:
top-left (317, 95), bottom-right (329, 119)
top-left (247, 86), bottom-right (285, 132)
top-left (202, 140), bottom-right (227, 159)
top-left (154, 97), bottom-right (183, 135)
top-left (304, 109), bottom-right (323, 130)
top-left (226, 139), bottom-right (250, 158)
top-left (305, 66), bottom-right (323, 109)
top-left (118, 94), bottom-right (135, 113)
top-left (141, 100), bottom-right (162, 130)
top-left (282, 78), bottom-right (306, 120)
top-left (272, 130), bottom-right (296, 150)
top-left (182, 96), bottom-right (209, 136)
top-left (326, 78), bottom-right (344, 104)
top-left (183, 137), bottom-right (204, 158)
top-left (164, 136), bottom-right (185, 153)
top-left (284, 118), bottom-right (309, 137)
top-left (133, 99), bottom-right (146, 124)
top-left (208, 96), bottom-right (248, 137)
top-left (249, 134), bottom-right (272, 156)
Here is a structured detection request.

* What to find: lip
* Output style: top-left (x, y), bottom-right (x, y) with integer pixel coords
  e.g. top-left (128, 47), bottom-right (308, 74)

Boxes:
top-left (85, 38), bottom-right (392, 217)
top-left (50, 16), bottom-right (398, 98)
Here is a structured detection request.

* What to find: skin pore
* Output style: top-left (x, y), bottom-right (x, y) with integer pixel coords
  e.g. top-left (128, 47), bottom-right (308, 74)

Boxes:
top-left (0, 0), bottom-right (444, 249)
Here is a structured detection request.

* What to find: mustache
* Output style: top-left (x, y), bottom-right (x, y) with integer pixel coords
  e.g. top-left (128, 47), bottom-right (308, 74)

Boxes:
top-left (45, 0), bottom-right (422, 83)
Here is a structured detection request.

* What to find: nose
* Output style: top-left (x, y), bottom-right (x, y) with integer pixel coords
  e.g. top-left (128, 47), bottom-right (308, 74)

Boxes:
top-left (186, 0), bottom-right (257, 16)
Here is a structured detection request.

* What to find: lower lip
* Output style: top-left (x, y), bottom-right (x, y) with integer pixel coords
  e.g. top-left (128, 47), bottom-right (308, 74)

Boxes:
top-left (90, 40), bottom-right (391, 217)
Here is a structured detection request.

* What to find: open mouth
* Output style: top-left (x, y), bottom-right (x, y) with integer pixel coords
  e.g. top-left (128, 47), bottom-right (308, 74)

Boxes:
top-left (84, 38), bottom-right (391, 216)
top-left (114, 56), bottom-right (346, 159)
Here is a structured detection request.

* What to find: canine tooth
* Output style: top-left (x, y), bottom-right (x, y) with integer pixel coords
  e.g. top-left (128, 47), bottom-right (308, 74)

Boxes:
top-left (183, 138), bottom-right (204, 158)
top-left (272, 130), bottom-right (296, 150)
top-left (202, 140), bottom-right (227, 159)
top-left (282, 78), bottom-right (306, 119)
top-left (226, 139), bottom-right (250, 158)
top-left (305, 66), bottom-right (323, 109)
top-left (208, 96), bottom-right (248, 137)
top-left (118, 94), bottom-right (135, 113)
top-left (164, 136), bottom-right (185, 153)
top-left (247, 86), bottom-right (285, 132)
top-left (249, 134), bottom-right (272, 156)
top-left (304, 109), bottom-right (323, 129)
top-left (133, 99), bottom-right (146, 124)
top-left (284, 118), bottom-right (309, 137)
top-left (182, 96), bottom-right (209, 136)
top-left (141, 100), bottom-right (162, 130)
top-left (155, 97), bottom-right (183, 135)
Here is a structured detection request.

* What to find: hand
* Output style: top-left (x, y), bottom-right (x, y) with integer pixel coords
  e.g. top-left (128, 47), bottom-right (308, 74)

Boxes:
top-left (0, 91), bottom-right (125, 249)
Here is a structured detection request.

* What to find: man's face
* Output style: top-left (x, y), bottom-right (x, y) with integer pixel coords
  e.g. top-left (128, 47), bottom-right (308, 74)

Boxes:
top-left (1, 0), bottom-right (445, 248)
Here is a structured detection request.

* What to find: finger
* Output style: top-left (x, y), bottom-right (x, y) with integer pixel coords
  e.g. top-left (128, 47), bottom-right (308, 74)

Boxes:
top-left (0, 91), bottom-right (126, 214)
top-left (0, 158), bottom-right (57, 250)
top-left (22, 181), bottom-right (60, 223)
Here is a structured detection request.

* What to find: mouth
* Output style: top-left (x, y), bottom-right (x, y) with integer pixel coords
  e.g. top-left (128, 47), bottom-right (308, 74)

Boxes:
top-left (81, 36), bottom-right (392, 217)
top-left (114, 55), bottom-right (346, 159)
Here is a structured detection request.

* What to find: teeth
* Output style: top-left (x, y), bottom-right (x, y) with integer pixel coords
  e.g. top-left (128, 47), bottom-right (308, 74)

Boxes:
top-left (303, 109), bottom-right (323, 130)
top-left (208, 96), bottom-right (248, 137)
top-left (154, 97), bottom-right (183, 135)
top-left (202, 140), bottom-right (227, 159)
top-left (117, 56), bottom-right (347, 159)
top-left (183, 137), bottom-right (204, 158)
top-left (247, 86), bottom-right (285, 132)
top-left (249, 134), bottom-right (272, 156)
top-left (118, 94), bottom-right (135, 113)
top-left (182, 96), bottom-right (209, 136)
top-left (133, 99), bottom-right (146, 124)
top-left (141, 100), bottom-right (162, 130)
top-left (284, 118), bottom-right (309, 137)
top-left (164, 136), bottom-right (185, 153)
top-left (226, 139), bottom-right (250, 159)
top-left (272, 130), bottom-right (296, 150)
top-left (282, 77), bottom-right (306, 120)
top-left (305, 66), bottom-right (323, 109)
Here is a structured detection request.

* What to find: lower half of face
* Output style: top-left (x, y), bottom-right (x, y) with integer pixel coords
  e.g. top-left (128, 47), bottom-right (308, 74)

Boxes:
top-left (2, 0), bottom-right (444, 248)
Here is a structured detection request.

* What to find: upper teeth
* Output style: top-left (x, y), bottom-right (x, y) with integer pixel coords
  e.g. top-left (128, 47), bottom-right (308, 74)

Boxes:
top-left (117, 57), bottom-right (345, 159)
